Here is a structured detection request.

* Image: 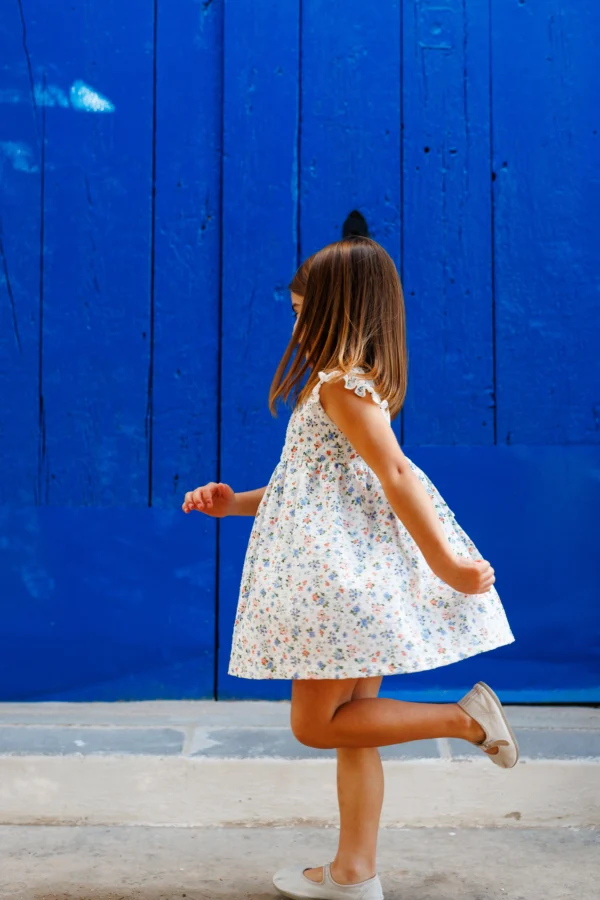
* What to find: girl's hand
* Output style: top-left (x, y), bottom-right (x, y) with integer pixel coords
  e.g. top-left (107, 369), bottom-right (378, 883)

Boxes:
top-left (182, 482), bottom-right (236, 517)
top-left (438, 557), bottom-right (496, 595)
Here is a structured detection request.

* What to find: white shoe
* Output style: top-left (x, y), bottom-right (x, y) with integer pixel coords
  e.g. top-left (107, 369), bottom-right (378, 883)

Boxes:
top-left (273, 864), bottom-right (384, 900)
top-left (458, 681), bottom-right (519, 769)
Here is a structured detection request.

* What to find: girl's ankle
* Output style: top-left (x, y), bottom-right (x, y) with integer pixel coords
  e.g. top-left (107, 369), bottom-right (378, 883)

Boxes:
top-left (455, 702), bottom-right (485, 744)
top-left (331, 860), bottom-right (377, 885)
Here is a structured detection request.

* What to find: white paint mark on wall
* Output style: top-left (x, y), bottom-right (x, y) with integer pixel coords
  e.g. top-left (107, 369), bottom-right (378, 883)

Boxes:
top-left (0, 142), bottom-right (38, 173)
top-left (0, 81), bottom-right (115, 113)
top-left (69, 80), bottom-right (115, 113)
top-left (34, 84), bottom-right (70, 108)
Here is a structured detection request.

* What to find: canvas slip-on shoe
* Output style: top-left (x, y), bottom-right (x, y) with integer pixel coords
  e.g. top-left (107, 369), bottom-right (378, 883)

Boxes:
top-left (273, 864), bottom-right (384, 900)
top-left (458, 681), bottom-right (519, 768)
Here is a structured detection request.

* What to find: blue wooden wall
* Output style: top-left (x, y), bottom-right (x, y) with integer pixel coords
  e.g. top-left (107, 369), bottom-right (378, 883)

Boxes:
top-left (1, 1), bottom-right (598, 702)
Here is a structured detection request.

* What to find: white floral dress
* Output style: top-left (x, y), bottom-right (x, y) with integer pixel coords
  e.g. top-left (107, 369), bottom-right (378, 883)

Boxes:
top-left (229, 369), bottom-right (514, 680)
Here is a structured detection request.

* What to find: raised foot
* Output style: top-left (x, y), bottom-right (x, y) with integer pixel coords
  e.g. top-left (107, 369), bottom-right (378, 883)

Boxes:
top-left (457, 682), bottom-right (520, 769)
top-left (455, 703), bottom-right (497, 753)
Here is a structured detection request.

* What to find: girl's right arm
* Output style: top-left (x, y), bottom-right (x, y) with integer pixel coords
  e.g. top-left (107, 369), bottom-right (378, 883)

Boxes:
top-left (182, 483), bottom-right (266, 517)
top-left (320, 379), bottom-right (495, 596)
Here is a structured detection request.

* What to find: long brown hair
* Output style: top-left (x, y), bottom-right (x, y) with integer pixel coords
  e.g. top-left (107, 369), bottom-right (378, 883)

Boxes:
top-left (270, 237), bottom-right (407, 418)
top-left (288, 252), bottom-right (315, 296)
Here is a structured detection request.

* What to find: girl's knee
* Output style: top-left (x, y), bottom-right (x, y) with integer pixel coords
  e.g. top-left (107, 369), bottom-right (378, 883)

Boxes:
top-left (291, 709), bottom-right (332, 749)
top-left (290, 679), bottom-right (355, 748)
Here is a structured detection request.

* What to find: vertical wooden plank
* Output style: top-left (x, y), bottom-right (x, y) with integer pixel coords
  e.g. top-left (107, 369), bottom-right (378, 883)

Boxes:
top-left (153, 0), bottom-right (221, 506)
top-left (39, 1), bottom-right (153, 505)
top-left (0, 3), bottom-right (41, 503)
top-left (219, 0), bottom-right (300, 699)
top-left (152, 1), bottom-right (223, 695)
top-left (402, 0), bottom-right (494, 445)
top-left (493, 1), bottom-right (600, 444)
top-left (301, 1), bottom-right (401, 268)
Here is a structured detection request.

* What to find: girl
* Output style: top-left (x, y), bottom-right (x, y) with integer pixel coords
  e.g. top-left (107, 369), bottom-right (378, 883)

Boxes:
top-left (183, 238), bottom-right (516, 900)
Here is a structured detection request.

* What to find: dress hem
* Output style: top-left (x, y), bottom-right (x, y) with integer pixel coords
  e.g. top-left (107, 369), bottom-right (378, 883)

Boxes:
top-left (228, 634), bottom-right (515, 681)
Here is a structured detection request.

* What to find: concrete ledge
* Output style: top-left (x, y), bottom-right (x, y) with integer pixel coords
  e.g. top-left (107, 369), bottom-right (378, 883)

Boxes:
top-left (1, 703), bottom-right (598, 830)
top-left (1, 701), bottom-right (599, 729)
top-left (1, 755), bottom-right (599, 829)
top-left (1, 702), bottom-right (599, 760)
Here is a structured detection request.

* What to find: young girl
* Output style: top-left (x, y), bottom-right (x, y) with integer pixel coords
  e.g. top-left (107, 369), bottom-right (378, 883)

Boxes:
top-left (183, 238), bottom-right (517, 900)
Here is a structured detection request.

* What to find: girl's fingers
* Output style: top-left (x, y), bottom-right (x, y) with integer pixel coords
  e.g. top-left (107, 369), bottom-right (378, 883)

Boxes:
top-left (183, 482), bottom-right (225, 514)
top-left (480, 574), bottom-right (495, 592)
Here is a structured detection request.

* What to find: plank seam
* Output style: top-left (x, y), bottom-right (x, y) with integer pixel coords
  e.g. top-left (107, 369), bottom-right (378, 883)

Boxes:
top-left (488, 0), bottom-right (498, 444)
top-left (16, 0), bottom-right (40, 139)
top-left (214, 0), bottom-right (226, 701)
top-left (36, 72), bottom-right (47, 505)
top-left (147, 0), bottom-right (159, 506)
top-left (400, 0), bottom-right (405, 446)
top-left (0, 223), bottom-right (21, 353)
top-left (462, 0), bottom-right (470, 197)
top-left (296, 0), bottom-right (304, 266)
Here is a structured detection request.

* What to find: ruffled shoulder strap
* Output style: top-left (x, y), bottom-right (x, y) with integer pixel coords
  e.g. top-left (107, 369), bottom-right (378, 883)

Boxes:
top-left (310, 368), bottom-right (390, 422)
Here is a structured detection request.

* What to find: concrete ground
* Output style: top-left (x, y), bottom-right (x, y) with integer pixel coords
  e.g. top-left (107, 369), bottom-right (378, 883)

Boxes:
top-left (1, 824), bottom-right (599, 900)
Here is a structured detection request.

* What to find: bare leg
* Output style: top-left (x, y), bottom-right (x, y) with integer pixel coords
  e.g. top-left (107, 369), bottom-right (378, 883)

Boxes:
top-left (291, 679), bottom-right (488, 751)
top-left (305, 677), bottom-right (384, 886)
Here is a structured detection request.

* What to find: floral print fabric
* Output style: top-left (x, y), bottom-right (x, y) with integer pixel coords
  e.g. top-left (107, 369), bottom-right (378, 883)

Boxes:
top-left (229, 369), bottom-right (514, 680)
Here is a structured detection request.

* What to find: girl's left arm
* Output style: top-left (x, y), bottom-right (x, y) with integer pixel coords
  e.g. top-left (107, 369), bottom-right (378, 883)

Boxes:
top-left (182, 483), bottom-right (266, 517)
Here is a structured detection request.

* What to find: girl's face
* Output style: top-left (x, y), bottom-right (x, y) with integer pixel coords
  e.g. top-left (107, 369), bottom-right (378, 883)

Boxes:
top-left (291, 291), bottom-right (303, 332)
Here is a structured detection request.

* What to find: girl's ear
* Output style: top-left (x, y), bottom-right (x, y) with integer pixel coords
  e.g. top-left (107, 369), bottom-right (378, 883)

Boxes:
top-left (342, 210), bottom-right (369, 239)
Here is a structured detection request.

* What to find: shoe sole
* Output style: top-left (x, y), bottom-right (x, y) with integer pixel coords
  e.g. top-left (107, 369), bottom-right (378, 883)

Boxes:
top-left (477, 680), bottom-right (520, 768)
top-left (274, 890), bottom-right (308, 900)
top-left (273, 878), bottom-right (384, 900)
top-left (275, 889), bottom-right (383, 900)
top-left (274, 886), bottom-right (328, 900)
